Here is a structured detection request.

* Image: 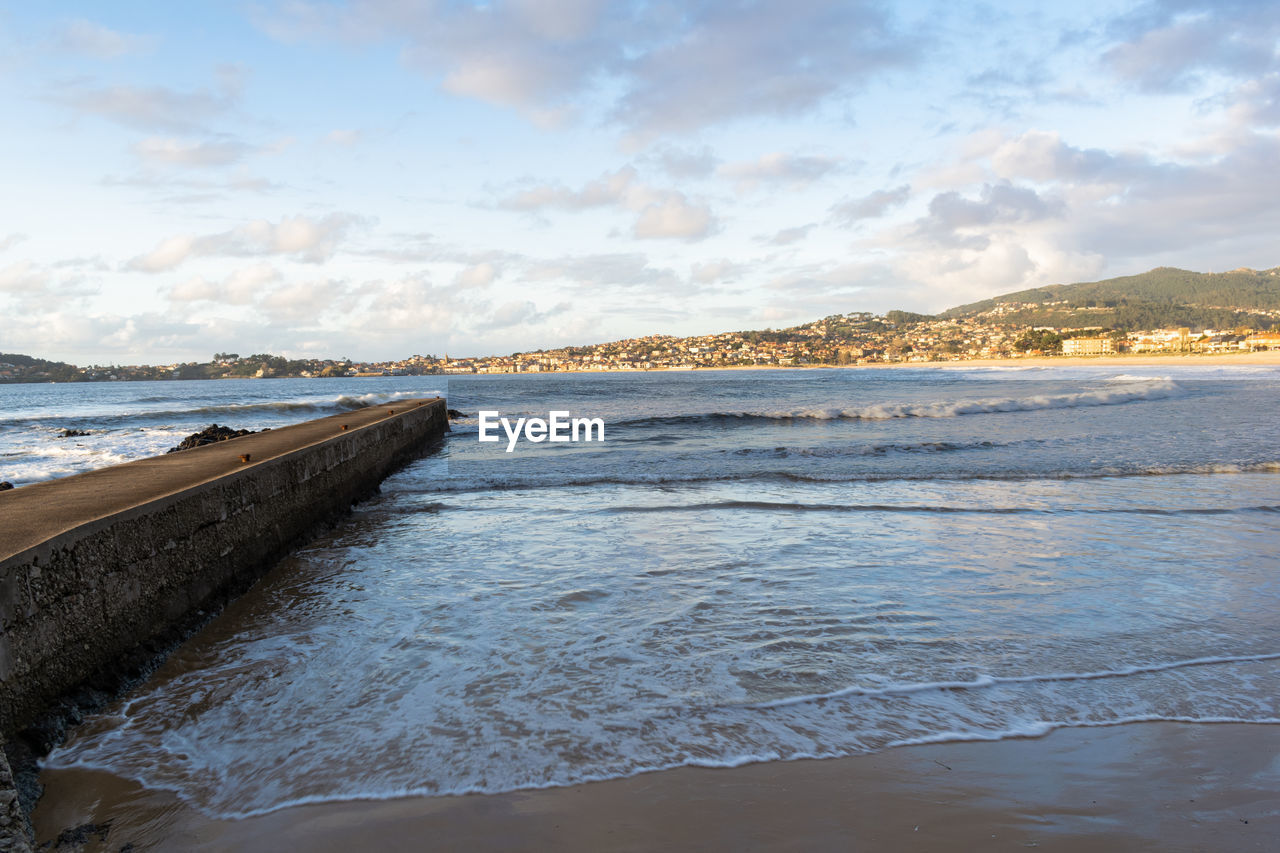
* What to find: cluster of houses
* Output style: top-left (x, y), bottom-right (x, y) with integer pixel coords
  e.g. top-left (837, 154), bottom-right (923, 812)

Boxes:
top-left (6, 309), bottom-right (1280, 383)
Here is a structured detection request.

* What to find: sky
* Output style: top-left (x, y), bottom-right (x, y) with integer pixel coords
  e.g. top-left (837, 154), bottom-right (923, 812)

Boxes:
top-left (2, 1), bottom-right (1278, 363)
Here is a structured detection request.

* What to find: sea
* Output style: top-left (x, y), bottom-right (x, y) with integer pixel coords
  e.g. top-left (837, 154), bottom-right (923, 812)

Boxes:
top-left (3, 366), bottom-right (1279, 819)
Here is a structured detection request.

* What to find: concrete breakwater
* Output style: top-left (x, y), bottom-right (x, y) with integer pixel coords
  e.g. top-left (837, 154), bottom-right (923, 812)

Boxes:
top-left (0, 397), bottom-right (447, 846)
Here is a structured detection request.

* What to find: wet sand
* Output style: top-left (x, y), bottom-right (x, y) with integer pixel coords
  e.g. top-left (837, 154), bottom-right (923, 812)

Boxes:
top-left (32, 721), bottom-right (1279, 851)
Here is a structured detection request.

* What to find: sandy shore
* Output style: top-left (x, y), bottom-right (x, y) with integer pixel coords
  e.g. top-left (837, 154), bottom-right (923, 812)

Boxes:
top-left (32, 721), bottom-right (1279, 851)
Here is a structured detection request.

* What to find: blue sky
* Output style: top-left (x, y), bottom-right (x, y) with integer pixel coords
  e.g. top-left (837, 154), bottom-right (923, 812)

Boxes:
top-left (2, 1), bottom-right (1278, 362)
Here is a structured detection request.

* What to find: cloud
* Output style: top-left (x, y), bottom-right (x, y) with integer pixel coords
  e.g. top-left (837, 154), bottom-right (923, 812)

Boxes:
top-left (258, 278), bottom-right (351, 324)
top-left (101, 170), bottom-right (285, 200)
top-left (912, 182), bottom-right (1065, 250)
top-left (0, 233), bottom-right (27, 253)
top-left (475, 299), bottom-right (571, 331)
top-left (56, 19), bottom-right (153, 59)
top-left (500, 167), bottom-right (717, 240)
top-left (831, 184), bottom-right (911, 223)
top-left (166, 265), bottom-right (354, 327)
top-left (134, 137), bottom-right (252, 167)
top-left (633, 196), bottom-right (714, 240)
top-left (718, 152), bottom-right (844, 190)
top-left (645, 145), bottom-right (720, 179)
top-left (130, 236), bottom-right (197, 273)
top-left (128, 213), bottom-right (368, 271)
top-left (1102, 1), bottom-right (1280, 93)
top-left (763, 225), bottom-right (816, 246)
top-left (690, 259), bottom-right (745, 283)
top-left (168, 264), bottom-right (282, 305)
top-left (502, 167), bottom-right (636, 211)
top-left (53, 79), bottom-right (237, 132)
top-left (0, 261), bottom-right (48, 294)
top-left (863, 119), bottom-right (1280, 306)
top-left (254, 0), bottom-right (917, 135)
top-left (325, 129), bottom-right (362, 146)
top-left (1222, 72), bottom-right (1280, 128)
top-left (523, 252), bottom-right (683, 291)
top-left (355, 274), bottom-right (459, 334)
top-left (455, 261), bottom-right (499, 288)
top-left (617, 1), bottom-right (917, 135)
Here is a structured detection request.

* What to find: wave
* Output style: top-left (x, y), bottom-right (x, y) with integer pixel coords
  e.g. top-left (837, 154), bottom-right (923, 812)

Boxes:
top-left (418, 460), bottom-right (1280, 493)
top-left (1, 390), bottom-right (440, 428)
top-left (726, 439), bottom-right (1028, 458)
top-left (600, 500), bottom-right (1280, 517)
top-left (884, 713), bottom-right (1280, 749)
top-left (746, 651), bottom-right (1280, 709)
top-left (610, 381), bottom-right (1181, 428)
top-left (48, 708), bottom-right (1280, 822)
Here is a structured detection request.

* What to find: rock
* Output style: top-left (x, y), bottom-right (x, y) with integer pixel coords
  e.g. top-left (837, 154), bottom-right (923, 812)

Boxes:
top-left (447, 409), bottom-right (467, 419)
top-left (51, 821), bottom-right (111, 848)
top-left (167, 424), bottom-right (257, 453)
top-left (59, 429), bottom-right (90, 438)
top-left (0, 482), bottom-right (12, 492)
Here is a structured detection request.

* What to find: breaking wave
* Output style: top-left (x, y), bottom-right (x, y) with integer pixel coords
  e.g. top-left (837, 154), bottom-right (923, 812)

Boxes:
top-left (611, 381), bottom-right (1181, 428)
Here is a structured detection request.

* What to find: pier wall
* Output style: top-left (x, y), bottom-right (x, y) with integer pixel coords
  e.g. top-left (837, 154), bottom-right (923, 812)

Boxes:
top-left (0, 398), bottom-right (447, 743)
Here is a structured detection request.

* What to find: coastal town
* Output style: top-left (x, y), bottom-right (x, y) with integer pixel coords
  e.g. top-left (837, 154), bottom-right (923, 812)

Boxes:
top-left (3, 298), bottom-right (1280, 383)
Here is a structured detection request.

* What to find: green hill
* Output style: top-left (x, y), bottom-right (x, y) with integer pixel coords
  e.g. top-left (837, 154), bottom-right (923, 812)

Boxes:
top-left (0, 352), bottom-right (82, 382)
top-left (942, 266), bottom-right (1280, 331)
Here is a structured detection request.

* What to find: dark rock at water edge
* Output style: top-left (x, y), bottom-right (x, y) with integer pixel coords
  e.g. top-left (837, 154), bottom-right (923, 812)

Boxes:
top-left (167, 423), bottom-right (257, 453)
top-left (447, 409), bottom-right (467, 419)
top-left (59, 429), bottom-right (90, 438)
top-left (0, 482), bottom-right (12, 492)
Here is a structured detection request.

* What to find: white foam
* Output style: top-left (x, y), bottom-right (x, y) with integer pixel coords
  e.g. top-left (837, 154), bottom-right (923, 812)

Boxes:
top-left (736, 381), bottom-right (1181, 421)
top-left (751, 652), bottom-right (1280, 709)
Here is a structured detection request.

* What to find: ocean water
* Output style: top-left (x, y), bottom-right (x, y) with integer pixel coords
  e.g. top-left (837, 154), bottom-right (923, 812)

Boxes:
top-left (9, 367), bottom-right (1280, 818)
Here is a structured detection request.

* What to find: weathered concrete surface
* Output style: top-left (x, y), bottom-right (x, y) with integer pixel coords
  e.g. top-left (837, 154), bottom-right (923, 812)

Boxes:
top-left (0, 398), bottom-right (446, 740)
top-left (0, 743), bottom-right (30, 853)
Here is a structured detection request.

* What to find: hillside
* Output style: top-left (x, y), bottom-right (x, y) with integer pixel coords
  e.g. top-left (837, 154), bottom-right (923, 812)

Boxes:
top-left (0, 353), bottom-right (82, 382)
top-left (941, 266), bottom-right (1280, 330)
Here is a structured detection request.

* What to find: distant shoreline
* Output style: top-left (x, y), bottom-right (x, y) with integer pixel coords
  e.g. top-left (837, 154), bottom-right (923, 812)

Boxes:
top-left (3, 350), bottom-right (1277, 385)
top-left (483, 349), bottom-right (1280, 377)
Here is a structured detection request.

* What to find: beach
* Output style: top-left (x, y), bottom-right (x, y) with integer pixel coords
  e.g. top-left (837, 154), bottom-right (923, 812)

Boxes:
top-left (6, 370), bottom-right (1278, 850)
top-left (32, 722), bottom-right (1279, 851)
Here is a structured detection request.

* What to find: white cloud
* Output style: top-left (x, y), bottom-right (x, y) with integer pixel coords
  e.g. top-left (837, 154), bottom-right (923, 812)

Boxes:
top-left (645, 145), bottom-right (720, 179)
top-left (523, 253), bottom-right (682, 291)
top-left (134, 137), bottom-right (251, 167)
top-left (54, 81), bottom-right (236, 133)
top-left (129, 235), bottom-right (197, 273)
top-left (258, 278), bottom-right (350, 324)
top-left (500, 167), bottom-right (716, 240)
top-left (254, 0), bottom-right (917, 135)
top-left (325, 129), bottom-right (362, 146)
top-left (128, 213), bottom-right (368, 271)
top-left (168, 264), bottom-right (281, 305)
top-left (690, 259), bottom-right (744, 283)
top-left (831, 185), bottom-right (911, 224)
top-left (0, 233), bottom-right (27, 253)
top-left (633, 196), bottom-right (714, 240)
top-left (763, 225), bottom-right (816, 246)
top-left (1103, 2), bottom-right (1280, 93)
top-left (455, 261), bottom-right (498, 288)
top-left (718, 152), bottom-right (843, 191)
top-left (0, 260), bottom-right (48, 293)
top-left (56, 19), bottom-right (152, 59)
